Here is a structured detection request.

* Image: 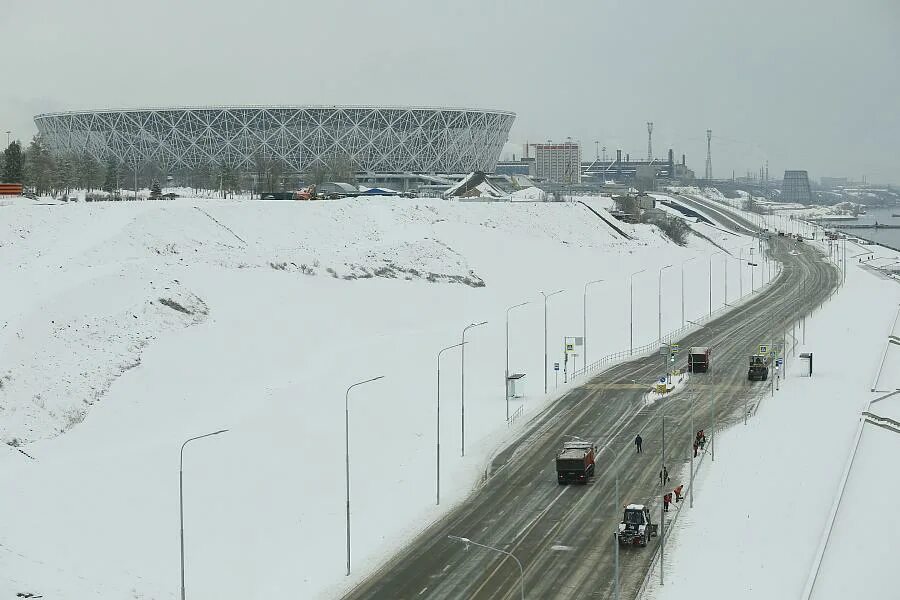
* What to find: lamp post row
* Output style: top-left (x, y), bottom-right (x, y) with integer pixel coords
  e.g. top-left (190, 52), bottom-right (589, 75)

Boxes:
top-left (181, 245), bottom-right (759, 595)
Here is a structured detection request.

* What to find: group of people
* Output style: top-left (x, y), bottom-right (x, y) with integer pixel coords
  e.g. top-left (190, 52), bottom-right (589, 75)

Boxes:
top-left (662, 484), bottom-right (685, 512)
top-left (633, 430), bottom-right (704, 512)
top-left (692, 429), bottom-right (707, 457)
top-left (635, 429), bottom-right (709, 458)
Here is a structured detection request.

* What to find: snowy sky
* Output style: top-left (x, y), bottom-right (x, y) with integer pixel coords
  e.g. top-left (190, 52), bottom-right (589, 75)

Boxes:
top-left (1, 0), bottom-right (897, 184)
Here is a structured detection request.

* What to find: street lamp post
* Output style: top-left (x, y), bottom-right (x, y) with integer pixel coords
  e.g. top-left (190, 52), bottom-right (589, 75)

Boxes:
top-left (629, 269), bottom-right (647, 354)
top-left (505, 301), bottom-right (530, 421)
top-left (681, 257), bottom-right (697, 328)
top-left (658, 264), bottom-right (673, 341)
top-left (708, 251), bottom-right (722, 315)
top-left (583, 279), bottom-right (603, 371)
top-left (345, 376), bottom-right (384, 576)
top-left (179, 429), bottom-right (229, 600)
top-left (660, 410), bottom-right (666, 585)
top-left (437, 342), bottom-right (464, 505)
top-left (540, 290), bottom-right (564, 394)
top-left (447, 535), bottom-right (526, 600)
top-left (461, 321), bottom-right (487, 457)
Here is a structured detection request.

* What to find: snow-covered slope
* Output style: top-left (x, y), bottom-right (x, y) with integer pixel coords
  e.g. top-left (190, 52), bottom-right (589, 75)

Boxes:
top-left (0, 196), bottom-right (759, 599)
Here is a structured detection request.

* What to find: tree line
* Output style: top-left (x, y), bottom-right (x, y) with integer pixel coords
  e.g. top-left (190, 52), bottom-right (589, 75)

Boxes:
top-left (2, 135), bottom-right (359, 197)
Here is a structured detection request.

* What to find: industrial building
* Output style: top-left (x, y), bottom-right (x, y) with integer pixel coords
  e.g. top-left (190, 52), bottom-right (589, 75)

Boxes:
top-left (781, 170), bottom-right (812, 203)
top-left (581, 148), bottom-right (693, 186)
top-left (34, 106), bottom-right (516, 177)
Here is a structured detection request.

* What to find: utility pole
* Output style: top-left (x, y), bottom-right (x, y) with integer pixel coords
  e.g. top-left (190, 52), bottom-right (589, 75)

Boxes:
top-left (660, 414), bottom-right (666, 585)
top-left (704, 129), bottom-right (712, 181)
top-left (647, 122), bottom-right (654, 161)
top-left (541, 290), bottom-right (563, 394)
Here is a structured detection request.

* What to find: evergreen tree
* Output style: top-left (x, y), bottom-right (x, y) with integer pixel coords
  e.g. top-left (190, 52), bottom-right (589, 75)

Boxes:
top-left (23, 136), bottom-right (56, 195)
top-left (55, 155), bottom-right (74, 195)
top-left (150, 179), bottom-right (162, 198)
top-left (102, 158), bottom-right (119, 193)
top-left (2, 141), bottom-right (24, 183)
top-left (77, 153), bottom-right (102, 191)
top-left (220, 165), bottom-right (240, 197)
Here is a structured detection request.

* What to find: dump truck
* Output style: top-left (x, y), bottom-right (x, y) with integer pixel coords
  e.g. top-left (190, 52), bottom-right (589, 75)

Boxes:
top-left (687, 346), bottom-right (711, 373)
top-left (617, 504), bottom-right (658, 547)
top-left (555, 440), bottom-right (596, 485)
top-left (748, 354), bottom-right (771, 381)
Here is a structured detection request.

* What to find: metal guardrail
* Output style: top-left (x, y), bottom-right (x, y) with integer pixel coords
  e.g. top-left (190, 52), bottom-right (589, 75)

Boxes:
top-left (871, 304), bottom-right (900, 392)
top-left (507, 404), bottom-right (525, 426)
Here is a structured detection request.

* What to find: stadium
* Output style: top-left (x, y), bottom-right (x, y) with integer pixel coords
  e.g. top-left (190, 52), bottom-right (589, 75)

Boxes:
top-left (33, 106), bottom-right (516, 177)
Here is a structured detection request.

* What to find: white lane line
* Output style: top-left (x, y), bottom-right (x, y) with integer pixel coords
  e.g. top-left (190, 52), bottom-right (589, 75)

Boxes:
top-left (418, 586), bottom-right (428, 596)
top-left (513, 486), bottom-right (569, 541)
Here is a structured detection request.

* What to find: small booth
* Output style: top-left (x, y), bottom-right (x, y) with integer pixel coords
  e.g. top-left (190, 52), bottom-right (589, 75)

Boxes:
top-left (506, 373), bottom-right (526, 399)
top-left (799, 352), bottom-right (813, 377)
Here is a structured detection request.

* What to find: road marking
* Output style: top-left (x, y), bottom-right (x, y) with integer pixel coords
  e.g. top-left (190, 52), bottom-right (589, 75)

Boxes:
top-left (513, 486), bottom-right (568, 541)
top-left (418, 587), bottom-right (427, 596)
top-left (550, 544), bottom-right (574, 551)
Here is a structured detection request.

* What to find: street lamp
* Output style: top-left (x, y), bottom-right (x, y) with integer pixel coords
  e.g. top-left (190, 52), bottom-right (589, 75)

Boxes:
top-left (540, 290), bottom-right (564, 394)
top-left (738, 244), bottom-right (753, 298)
top-left (461, 321), bottom-right (487, 457)
top-left (505, 301), bottom-right (530, 421)
top-left (345, 376), bottom-right (384, 576)
top-left (447, 535), bottom-right (526, 600)
top-left (707, 251), bottom-right (722, 316)
top-left (583, 279), bottom-right (603, 371)
top-left (179, 429), bottom-right (229, 600)
top-left (437, 342), bottom-right (465, 505)
top-left (657, 264), bottom-right (673, 341)
top-left (629, 269), bottom-right (647, 355)
top-left (680, 257), bottom-right (697, 328)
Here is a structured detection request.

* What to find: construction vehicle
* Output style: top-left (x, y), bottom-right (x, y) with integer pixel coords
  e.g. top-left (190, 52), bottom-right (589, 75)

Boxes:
top-left (748, 354), bottom-right (771, 381)
top-left (687, 346), bottom-right (711, 373)
top-left (555, 440), bottom-right (596, 485)
top-left (617, 504), bottom-right (658, 547)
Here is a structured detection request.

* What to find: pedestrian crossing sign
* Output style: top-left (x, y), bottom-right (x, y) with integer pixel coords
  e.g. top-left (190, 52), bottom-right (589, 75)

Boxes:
top-left (758, 344), bottom-right (769, 355)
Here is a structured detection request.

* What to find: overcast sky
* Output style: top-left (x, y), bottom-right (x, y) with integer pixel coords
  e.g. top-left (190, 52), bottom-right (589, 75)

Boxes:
top-left (2, 0), bottom-right (897, 184)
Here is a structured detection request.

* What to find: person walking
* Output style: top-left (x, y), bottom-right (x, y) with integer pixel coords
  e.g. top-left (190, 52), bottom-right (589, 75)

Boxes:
top-left (658, 466), bottom-right (670, 484)
top-left (693, 440), bottom-right (699, 457)
top-left (634, 434), bottom-right (643, 453)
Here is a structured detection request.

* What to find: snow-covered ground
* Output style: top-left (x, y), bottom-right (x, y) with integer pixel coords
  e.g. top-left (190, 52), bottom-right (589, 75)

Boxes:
top-left (0, 195), bottom-right (762, 599)
top-left (644, 194), bottom-right (900, 600)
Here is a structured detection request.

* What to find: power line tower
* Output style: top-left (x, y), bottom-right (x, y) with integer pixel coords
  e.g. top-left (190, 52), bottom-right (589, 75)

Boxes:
top-left (647, 122), bottom-right (654, 161)
top-left (704, 129), bottom-right (713, 180)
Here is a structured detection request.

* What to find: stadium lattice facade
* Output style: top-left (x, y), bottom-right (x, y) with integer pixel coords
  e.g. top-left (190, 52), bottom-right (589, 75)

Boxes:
top-left (34, 106), bottom-right (516, 175)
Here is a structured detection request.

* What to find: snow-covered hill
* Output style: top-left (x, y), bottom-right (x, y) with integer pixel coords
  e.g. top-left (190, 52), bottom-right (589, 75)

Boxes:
top-left (0, 196), bottom-right (759, 599)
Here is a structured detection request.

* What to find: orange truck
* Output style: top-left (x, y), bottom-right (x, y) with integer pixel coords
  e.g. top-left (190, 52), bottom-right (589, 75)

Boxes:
top-left (555, 440), bottom-right (596, 485)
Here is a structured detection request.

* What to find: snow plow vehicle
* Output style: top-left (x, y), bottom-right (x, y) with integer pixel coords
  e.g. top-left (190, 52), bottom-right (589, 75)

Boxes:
top-left (555, 440), bottom-right (596, 485)
top-left (617, 504), bottom-right (658, 547)
top-left (748, 354), bottom-right (771, 381)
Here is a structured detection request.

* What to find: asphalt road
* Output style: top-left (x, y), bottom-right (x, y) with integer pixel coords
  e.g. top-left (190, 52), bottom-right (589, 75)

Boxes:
top-left (343, 198), bottom-right (841, 600)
